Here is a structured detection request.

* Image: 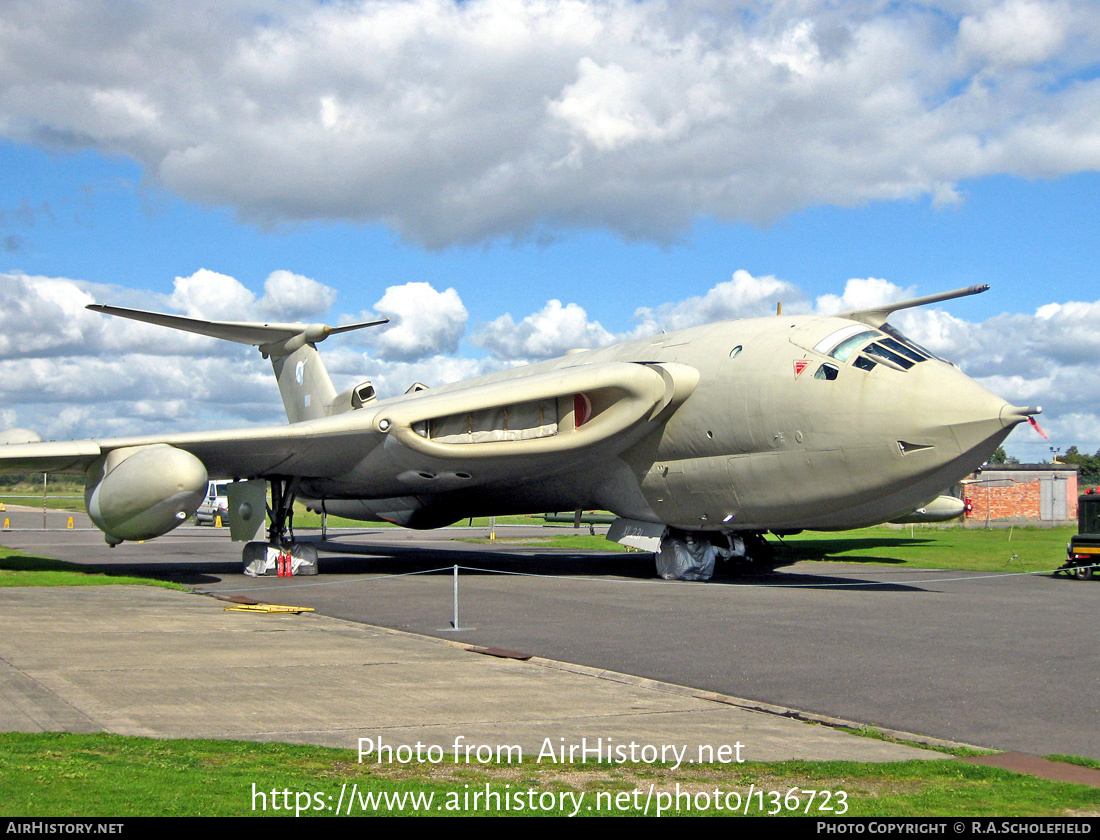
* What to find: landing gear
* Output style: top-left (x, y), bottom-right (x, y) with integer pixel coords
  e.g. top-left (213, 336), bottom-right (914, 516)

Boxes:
top-left (240, 476), bottom-right (318, 576)
top-left (267, 476), bottom-right (300, 546)
top-left (655, 530), bottom-right (720, 580)
top-left (654, 530), bottom-right (781, 581)
top-left (739, 533), bottom-right (776, 570)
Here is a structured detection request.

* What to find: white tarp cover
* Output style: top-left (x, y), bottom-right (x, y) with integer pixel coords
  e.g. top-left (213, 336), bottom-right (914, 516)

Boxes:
top-left (655, 536), bottom-right (737, 581)
top-left (243, 542), bottom-right (319, 577)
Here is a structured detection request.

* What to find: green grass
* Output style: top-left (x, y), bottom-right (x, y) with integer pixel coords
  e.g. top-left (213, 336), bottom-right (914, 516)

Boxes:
top-left (0, 477), bottom-right (85, 511)
top-left (0, 494), bottom-right (85, 512)
top-left (291, 504), bottom-right (545, 530)
top-left (835, 726), bottom-right (994, 759)
top-left (1, 733), bottom-right (1097, 817)
top-left (463, 525), bottom-right (1077, 574)
top-left (0, 546), bottom-right (186, 590)
top-left (769, 525), bottom-right (1074, 574)
top-left (1047, 755), bottom-right (1100, 771)
top-left (461, 534), bottom-right (632, 551)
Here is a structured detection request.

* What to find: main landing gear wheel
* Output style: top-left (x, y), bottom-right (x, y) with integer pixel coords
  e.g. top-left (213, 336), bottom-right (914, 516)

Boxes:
top-left (743, 533), bottom-right (776, 568)
top-left (240, 476), bottom-right (319, 576)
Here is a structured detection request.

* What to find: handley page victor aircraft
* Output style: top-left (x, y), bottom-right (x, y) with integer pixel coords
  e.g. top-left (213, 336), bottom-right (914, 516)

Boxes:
top-left (0, 285), bottom-right (1040, 578)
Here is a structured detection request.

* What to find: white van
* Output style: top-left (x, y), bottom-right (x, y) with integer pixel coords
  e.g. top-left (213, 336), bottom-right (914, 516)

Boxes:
top-left (195, 480), bottom-right (230, 526)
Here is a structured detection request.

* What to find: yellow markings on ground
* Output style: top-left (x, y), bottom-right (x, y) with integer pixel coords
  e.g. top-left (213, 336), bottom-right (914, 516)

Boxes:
top-left (223, 604), bottom-right (315, 615)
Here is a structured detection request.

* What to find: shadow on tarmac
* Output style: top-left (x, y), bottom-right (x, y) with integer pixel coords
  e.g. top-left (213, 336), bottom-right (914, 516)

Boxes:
top-left (0, 536), bottom-right (930, 592)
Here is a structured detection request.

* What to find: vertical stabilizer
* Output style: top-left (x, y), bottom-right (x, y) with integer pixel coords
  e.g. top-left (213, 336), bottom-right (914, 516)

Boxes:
top-left (271, 345), bottom-right (338, 424)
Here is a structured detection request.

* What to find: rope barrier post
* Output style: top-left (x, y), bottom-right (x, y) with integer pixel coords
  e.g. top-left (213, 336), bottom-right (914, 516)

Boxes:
top-left (440, 564), bottom-right (473, 632)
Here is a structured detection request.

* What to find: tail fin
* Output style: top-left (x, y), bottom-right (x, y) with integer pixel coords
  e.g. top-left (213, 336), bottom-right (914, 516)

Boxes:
top-left (86, 304), bottom-right (387, 424)
top-left (270, 344), bottom-right (336, 423)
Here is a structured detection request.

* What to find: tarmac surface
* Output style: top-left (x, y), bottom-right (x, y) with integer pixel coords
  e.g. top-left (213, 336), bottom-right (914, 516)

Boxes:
top-left (2, 507), bottom-right (1098, 763)
top-left (0, 584), bottom-right (935, 762)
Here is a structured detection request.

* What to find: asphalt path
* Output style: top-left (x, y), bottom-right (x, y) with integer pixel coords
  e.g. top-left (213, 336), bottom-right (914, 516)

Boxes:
top-left (4, 507), bottom-right (1098, 759)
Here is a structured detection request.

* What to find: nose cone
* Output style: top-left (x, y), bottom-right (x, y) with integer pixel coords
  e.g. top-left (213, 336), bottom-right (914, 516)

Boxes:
top-left (907, 365), bottom-right (1028, 469)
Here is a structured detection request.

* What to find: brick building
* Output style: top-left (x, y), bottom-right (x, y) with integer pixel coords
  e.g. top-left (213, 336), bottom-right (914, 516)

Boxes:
top-left (961, 463), bottom-right (1079, 527)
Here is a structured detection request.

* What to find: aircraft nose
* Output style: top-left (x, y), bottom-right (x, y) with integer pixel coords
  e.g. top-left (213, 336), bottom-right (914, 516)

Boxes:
top-left (906, 366), bottom-right (1025, 459)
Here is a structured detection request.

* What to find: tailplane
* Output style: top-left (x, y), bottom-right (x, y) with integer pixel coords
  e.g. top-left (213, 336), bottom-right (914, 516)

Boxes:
top-left (87, 304), bottom-right (387, 424)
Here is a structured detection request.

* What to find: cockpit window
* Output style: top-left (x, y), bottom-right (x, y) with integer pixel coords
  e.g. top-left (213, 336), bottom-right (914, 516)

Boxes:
top-left (828, 330), bottom-right (878, 362)
top-left (812, 321), bottom-right (944, 373)
top-left (814, 363), bottom-right (839, 380)
top-left (853, 355), bottom-right (877, 372)
top-left (878, 336), bottom-right (927, 363)
top-left (864, 342), bottom-right (915, 370)
top-left (879, 323), bottom-right (944, 363)
top-left (813, 325), bottom-right (874, 357)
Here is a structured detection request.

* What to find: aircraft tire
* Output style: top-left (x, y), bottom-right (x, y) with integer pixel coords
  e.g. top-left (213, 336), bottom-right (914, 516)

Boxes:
top-left (744, 533), bottom-right (775, 566)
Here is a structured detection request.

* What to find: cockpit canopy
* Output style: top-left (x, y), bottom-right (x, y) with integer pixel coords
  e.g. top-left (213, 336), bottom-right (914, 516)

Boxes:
top-left (806, 321), bottom-right (944, 376)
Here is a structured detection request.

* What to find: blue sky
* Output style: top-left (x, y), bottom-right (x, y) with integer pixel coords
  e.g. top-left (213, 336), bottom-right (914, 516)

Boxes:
top-left (2, 0), bottom-right (1099, 464)
top-left (6, 140), bottom-right (1097, 331)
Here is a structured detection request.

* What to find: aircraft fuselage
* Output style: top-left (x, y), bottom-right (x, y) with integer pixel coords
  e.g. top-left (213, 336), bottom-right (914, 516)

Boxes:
top-left (307, 312), bottom-right (1023, 534)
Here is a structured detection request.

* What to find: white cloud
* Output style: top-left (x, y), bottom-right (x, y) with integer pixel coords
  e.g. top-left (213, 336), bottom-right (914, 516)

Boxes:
top-left (0, 272), bottom-right (481, 436)
top-left (2, 1), bottom-right (1099, 246)
top-left (362, 282), bottom-right (468, 361)
top-left (473, 299), bottom-right (617, 361)
top-left (815, 278), bottom-right (915, 316)
top-left (0, 273), bottom-right (94, 358)
top-left (257, 270), bottom-right (337, 321)
top-left (169, 269), bottom-right (337, 321)
top-left (168, 269), bottom-right (256, 320)
top-left (958, 1), bottom-right (1068, 67)
top-left (0, 270), bottom-right (337, 438)
top-left (635, 269), bottom-right (804, 331)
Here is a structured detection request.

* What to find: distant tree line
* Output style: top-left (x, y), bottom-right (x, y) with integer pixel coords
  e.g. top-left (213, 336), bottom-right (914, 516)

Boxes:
top-left (988, 446), bottom-right (1019, 465)
top-left (1059, 446), bottom-right (1100, 485)
top-left (989, 445), bottom-right (1100, 485)
top-left (0, 473), bottom-right (82, 489)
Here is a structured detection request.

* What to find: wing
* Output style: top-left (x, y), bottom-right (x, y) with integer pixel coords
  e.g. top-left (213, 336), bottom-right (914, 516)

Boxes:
top-left (0, 360), bottom-right (697, 541)
top-left (0, 360), bottom-right (694, 478)
top-left (0, 418), bottom-right (380, 479)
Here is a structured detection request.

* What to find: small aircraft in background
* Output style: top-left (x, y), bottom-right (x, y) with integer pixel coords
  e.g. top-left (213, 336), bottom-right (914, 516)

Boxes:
top-left (0, 284), bottom-right (1038, 579)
